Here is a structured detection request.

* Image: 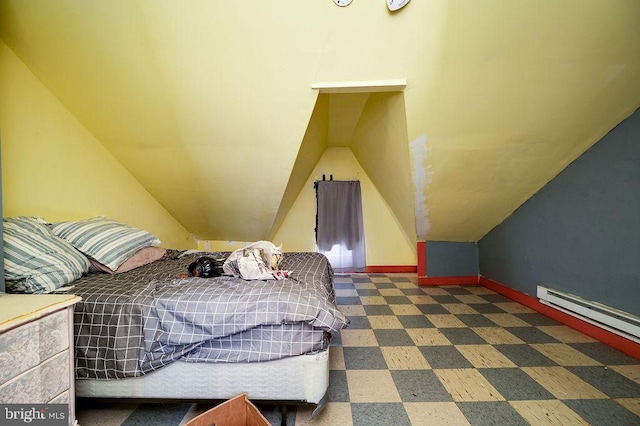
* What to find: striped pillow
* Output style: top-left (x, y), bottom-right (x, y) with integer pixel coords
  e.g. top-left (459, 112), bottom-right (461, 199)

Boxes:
top-left (3, 217), bottom-right (91, 293)
top-left (49, 217), bottom-right (161, 271)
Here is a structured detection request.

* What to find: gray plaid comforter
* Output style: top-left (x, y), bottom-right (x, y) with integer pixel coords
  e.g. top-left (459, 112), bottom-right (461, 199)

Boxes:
top-left (72, 251), bottom-right (347, 379)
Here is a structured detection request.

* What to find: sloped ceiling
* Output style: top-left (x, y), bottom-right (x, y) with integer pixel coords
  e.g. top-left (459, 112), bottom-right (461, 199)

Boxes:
top-left (1, 1), bottom-right (639, 243)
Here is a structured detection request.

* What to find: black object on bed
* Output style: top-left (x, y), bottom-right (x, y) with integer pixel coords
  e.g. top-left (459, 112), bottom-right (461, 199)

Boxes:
top-left (71, 250), bottom-right (348, 380)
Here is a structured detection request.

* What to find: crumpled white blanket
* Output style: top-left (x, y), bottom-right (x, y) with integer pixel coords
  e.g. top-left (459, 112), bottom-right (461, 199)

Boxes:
top-left (222, 241), bottom-right (287, 280)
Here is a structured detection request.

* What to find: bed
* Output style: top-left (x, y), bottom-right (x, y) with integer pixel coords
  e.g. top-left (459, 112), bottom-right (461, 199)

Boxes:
top-left (71, 250), bottom-right (347, 414)
top-left (2, 216), bottom-right (348, 416)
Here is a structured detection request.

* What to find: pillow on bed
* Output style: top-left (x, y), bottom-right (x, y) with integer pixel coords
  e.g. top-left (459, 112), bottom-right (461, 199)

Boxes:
top-left (49, 217), bottom-right (162, 271)
top-left (90, 246), bottom-right (167, 274)
top-left (3, 216), bottom-right (91, 293)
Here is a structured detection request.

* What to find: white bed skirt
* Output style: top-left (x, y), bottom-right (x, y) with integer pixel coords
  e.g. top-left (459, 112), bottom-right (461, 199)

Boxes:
top-left (75, 349), bottom-right (329, 407)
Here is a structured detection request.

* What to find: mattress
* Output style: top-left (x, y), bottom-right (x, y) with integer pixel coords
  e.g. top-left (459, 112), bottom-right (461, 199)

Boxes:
top-left (70, 250), bottom-right (347, 380)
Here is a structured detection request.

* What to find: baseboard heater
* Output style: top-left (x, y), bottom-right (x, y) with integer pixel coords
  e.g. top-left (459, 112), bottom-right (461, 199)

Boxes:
top-left (537, 286), bottom-right (640, 344)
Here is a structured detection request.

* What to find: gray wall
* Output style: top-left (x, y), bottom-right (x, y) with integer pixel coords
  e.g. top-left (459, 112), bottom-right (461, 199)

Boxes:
top-left (479, 108), bottom-right (640, 317)
top-left (426, 241), bottom-right (478, 277)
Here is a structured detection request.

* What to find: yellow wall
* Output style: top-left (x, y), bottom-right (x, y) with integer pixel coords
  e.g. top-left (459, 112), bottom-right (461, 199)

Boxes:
top-left (196, 240), bottom-right (255, 253)
top-left (350, 92), bottom-right (415, 247)
top-left (271, 147), bottom-right (416, 266)
top-left (0, 40), bottom-right (195, 249)
top-left (3, 2), bottom-right (639, 245)
top-left (200, 147), bottom-right (416, 265)
top-left (1, 34), bottom-right (415, 263)
top-left (3, 2), bottom-right (638, 250)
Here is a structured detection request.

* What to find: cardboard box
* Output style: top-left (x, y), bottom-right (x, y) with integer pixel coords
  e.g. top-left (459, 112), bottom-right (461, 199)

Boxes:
top-left (185, 393), bottom-right (270, 426)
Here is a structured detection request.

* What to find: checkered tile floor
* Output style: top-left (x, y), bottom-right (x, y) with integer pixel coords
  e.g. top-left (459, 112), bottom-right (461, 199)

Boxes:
top-left (76, 273), bottom-right (640, 425)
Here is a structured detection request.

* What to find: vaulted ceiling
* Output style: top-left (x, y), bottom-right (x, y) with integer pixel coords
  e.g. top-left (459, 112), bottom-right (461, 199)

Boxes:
top-left (1, 1), bottom-right (639, 242)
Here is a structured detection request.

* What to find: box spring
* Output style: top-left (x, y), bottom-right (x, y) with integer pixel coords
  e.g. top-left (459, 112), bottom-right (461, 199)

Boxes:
top-left (76, 349), bottom-right (329, 409)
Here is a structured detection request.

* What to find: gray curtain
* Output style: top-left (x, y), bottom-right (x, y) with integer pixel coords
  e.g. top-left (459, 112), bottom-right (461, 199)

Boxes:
top-left (316, 180), bottom-right (366, 271)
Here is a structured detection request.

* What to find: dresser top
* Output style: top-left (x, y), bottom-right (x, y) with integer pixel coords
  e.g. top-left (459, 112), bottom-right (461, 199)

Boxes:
top-left (0, 293), bottom-right (81, 333)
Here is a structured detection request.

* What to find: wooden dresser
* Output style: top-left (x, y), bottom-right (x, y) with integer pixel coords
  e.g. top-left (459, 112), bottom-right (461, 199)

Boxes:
top-left (0, 294), bottom-right (81, 425)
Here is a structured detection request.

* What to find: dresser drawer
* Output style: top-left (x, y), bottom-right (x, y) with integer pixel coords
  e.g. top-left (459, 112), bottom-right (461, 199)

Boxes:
top-left (0, 294), bottom-right (80, 425)
top-left (0, 309), bottom-right (69, 386)
top-left (0, 350), bottom-right (70, 403)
